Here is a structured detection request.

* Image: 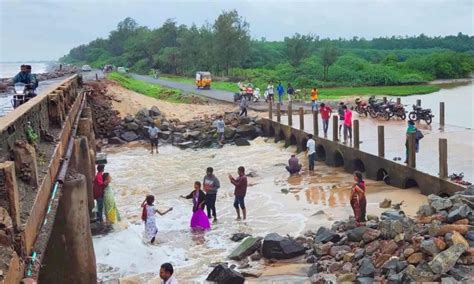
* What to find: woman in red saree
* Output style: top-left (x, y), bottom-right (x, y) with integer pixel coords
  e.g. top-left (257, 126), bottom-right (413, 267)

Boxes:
top-left (350, 171), bottom-right (367, 225)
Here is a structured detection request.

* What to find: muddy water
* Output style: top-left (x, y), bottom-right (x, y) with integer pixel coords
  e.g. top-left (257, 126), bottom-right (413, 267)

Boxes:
top-left (94, 138), bottom-right (426, 283)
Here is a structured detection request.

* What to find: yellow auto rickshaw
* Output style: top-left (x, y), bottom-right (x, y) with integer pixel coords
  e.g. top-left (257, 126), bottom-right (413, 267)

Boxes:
top-left (195, 71), bottom-right (212, 89)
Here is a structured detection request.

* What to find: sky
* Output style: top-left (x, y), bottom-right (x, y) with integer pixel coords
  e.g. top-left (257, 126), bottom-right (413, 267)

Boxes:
top-left (0, 0), bottom-right (473, 61)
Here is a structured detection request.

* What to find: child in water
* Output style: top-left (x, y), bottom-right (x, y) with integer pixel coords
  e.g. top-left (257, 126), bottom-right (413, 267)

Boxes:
top-left (141, 195), bottom-right (173, 243)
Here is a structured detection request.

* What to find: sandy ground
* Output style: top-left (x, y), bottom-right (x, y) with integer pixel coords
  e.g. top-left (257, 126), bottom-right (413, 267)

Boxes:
top-left (106, 81), bottom-right (258, 122)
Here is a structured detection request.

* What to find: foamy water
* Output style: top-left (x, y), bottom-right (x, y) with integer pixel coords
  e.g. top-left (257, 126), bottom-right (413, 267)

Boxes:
top-left (95, 138), bottom-right (426, 282)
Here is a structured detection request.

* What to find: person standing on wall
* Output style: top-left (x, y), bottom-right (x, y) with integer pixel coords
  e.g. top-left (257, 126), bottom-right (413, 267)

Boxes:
top-left (343, 105), bottom-right (353, 144)
top-left (287, 83), bottom-right (295, 102)
top-left (337, 102), bottom-right (345, 139)
top-left (306, 134), bottom-right (316, 171)
top-left (276, 82), bottom-right (284, 105)
top-left (319, 103), bottom-right (332, 138)
top-left (310, 88), bottom-right (319, 112)
top-left (266, 82), bottom-right (275, 104)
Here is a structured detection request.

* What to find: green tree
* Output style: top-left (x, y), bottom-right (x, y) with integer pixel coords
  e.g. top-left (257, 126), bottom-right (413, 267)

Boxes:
top-left (284, 33), bottom-right (314, 67)
top-left (321, 44), bottom-right (340, 81)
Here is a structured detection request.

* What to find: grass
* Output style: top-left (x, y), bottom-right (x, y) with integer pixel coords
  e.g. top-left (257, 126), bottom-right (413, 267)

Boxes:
top-left (107, 72), bottom-right (196, 103)
top-left (160, 74), bottom-right (441, 99)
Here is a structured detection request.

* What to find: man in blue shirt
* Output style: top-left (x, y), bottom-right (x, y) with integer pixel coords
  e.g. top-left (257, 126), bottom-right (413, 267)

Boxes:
top-left (276, 82), bottom-right (284, 105)
top-left (11, 65), bottom-right (38, 90)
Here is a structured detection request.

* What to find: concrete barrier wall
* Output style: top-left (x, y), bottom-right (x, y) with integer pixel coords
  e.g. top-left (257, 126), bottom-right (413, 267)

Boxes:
top-left (260, 118), bottom-right (463, 196)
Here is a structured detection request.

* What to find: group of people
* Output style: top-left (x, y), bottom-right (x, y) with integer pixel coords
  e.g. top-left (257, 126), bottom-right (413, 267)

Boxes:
top-left (265, 82), bottom-right (297, 105)
top-left (93, 164), bottom-right (121, 224)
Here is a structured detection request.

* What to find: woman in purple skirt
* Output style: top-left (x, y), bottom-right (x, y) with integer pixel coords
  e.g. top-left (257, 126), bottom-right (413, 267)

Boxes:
top-left (181, 181), bottom-right (211, 231)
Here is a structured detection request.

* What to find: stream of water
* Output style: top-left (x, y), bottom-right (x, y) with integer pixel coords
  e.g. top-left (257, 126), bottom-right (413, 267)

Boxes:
top-left (94, 138), bottom-right (426, 283)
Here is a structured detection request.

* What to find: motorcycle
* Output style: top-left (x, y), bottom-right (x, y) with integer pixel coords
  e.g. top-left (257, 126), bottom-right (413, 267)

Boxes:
top-left (408, 105), bottom-right (434, 125)
top-left (448, 172), bottom-right (472, 186)
top-left (382, 100), bottom-right (406, 120)
top-left (354, 98), bottom-right (369, 117)
top-left (234, 82), bottom-right (260, 102)
top-left (11, 82), bottom-right (36, 108)
top-left (367, 96), bottom-right (386, 118)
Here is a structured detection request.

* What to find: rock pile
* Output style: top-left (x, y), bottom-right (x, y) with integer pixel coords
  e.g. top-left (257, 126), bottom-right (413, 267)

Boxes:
top-left (216, 186), bottom-right (474, 283)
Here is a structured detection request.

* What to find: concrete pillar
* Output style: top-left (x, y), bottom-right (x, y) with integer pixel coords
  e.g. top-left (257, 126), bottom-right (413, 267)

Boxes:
top-left (38, 174), bottom-right (97, 284)
top-left (47, 94), bottom-right (63, 126)
top-left (439, 138), bottom-right (448, 179)
top-left (408, 132), bottom-right (416, 168)
top-left (440, 102), bottom-right (445, 126)
top-left (13, 141), bottom-right (38, 188)
top-left (416, 99), bottom-right (421, 107)
top-left (353, 120), bottom-right (360, 149)
top-left (268, 101), bottom-right (273, 120)
top-left (276, 104), bottom-right (281, 123)
top-left (396, 98), bottom-right (401, 105)
top-left (299, 107), bottom-right (304, 130)
top-left (95, 73), bottom-right (99, 81)
top-left (70, 137), bottom-right (95, 214)
top-left (288, 102), bottom-right (293, 126)
top-left (378, 125), bottom-right (385, 157)
top-left (332, 115), bottom-right (338, 142)
top-left (0, 162), bottom-right (21, 230)
top-left (313, 110), bottom-right (319, 137)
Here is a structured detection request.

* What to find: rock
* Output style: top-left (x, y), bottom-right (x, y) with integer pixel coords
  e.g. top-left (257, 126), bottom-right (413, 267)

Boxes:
top-left (240, 269), bottom-right (262, 278)
top-left (224, 127), bottom-right (236, 139)
top-left (315, 241), bottom-right (333, 256)
top-left (343, 252), bottom-right (355, 262)
top-left (454, 218), bottom-right (469, 225)
top-left (466, 230), bottom-right (474, 241)
top-left (428, 244), bottom-right (466, 274)
top-left (428, 194), bottom-right (453, 212)
top-left (159, 130), bottom-right (172, 140)
top-left (358, 258), bottom-right (375, 277)
top-left (185, 130), bottom-right (201, 140)
top-left (177, 141), bottom-right (194, 149)
top-left (394, 233), bottom-right (405, 243)
top-left (228, 237), bottom-right (262, 261)
top-left (354, 248), bottom-right (365, 260)
top-left (330, 245), bottom-right (351, 257)
top-left (405, 264), bottom-right (437, 282)
top-left (407, 252), bottom-right (423, 264)
top-left (238, 116), bottom-right (251, 125)
top-left (447, 205), bottom-right (471, 223)
top-left (382, 259), bottom-right (407, 274)
top-left (381, 209), bottom-right (405, 221)
top-left (328, 262), bottom-right (343, 273)
top-left (432, 224), bottom-right (471, 236)
top-left (206, 264), bottom-right (244, 284)
top-left (421, 239), bottom-right (440, 256)
top-left (236, 124), bottom-right (257, 138)
top-left (417, 204), bottom-right (435, 216)
top-left (234, 138), bottom-right (250, 146)
top-left (441, 277), bottom-right (458, 284)
top-left (230, 233), bottom-right (251, 242)
top-left (403, 247), bottom-right (415, 257)
top-left (362, 229), bottom-right (381, 243)
top-left (124, 115), bottom-right (134, 123)
top-left (380, 240), bottom-right (398, 255)
top-left (356, 277), bottom-right (374, 284)
top-left (149, 106), bottom-right (161, 116)
top-left (307, 263), bottom-right (319, 277)
top-left (337, 273), bottom-right (356, 282)
top-left (455, 185), bottom-right (474, 196)
top-left (347, 227), bottom-right (369, 242)
top-left (374, 254), bottom-right (391, 268)
top-left (448, 265), bottom-right (474, 281)
top-left (365, 240), bottom-right (380, 255)
top-left (261, 233), bottom-right (305, 260)
top-left (108, 136), bottom-right (126, 145)
top-left (306, 255), bottom-right (318, 263)
top-left (315, 227), bottom-right (340, 243)
top-left (250, 251), bottom-right (262, 261)
top-left (379, 198), bottom-right (392, 208)
top-left (433, 237), bottom-right (447, 251)
top-left (124, 122), bottom-right (139, 131)
top-left (120, 131), bottom-right (139, 142)
top-left (451, 231), bottom-right (469, 249)
top-left (309, 273), bottom-right (337, 284)
top-left (366, 214), bottom-right (379, 222)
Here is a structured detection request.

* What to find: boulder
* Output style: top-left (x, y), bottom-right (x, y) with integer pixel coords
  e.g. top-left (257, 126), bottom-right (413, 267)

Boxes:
top-left (405, 264), bottom-right (437, 282)
top-left (447, 205), bottom-right (471, 223)
top-left (306, 255), bottom-right (318, 263)
top-left (365, 240), bottom-right (380, 255)
top-left (315, 227), bottom-right (340, 243)
top-left (407, 252), bottom-right (423, 264)
top-left (224, 127), bottom-right (236, 139)
top-left (342, 262), bottom-right (353, 272)
top-left (347, 227), bottom-right (369, 242)
top-left (309, 273), bottom-right (337, 284)
top-left (356, 277), bottom-right (374, 284)
top-left (328, 261), bottom-right (343, 273)
top-left (124, 122), bottom-right (139, 131)
top-left (228, 237), bottom-right (262, 261)
top-left (374, 254), bottom-right (391, 268)
top-left (234, 138), bottom-right (250, 146)
top-left (161, 121), bottom-right (170, 131)
top-left (108, 136), bottom-right (126, 145)
top-left (177, 141), bottom-right (194, 149)
top-left (124, 115), bottom-right (134, 123)
top-left (159, 130), bottom-right (172, 140)
top-left (343, 252), bottom-right (355, 262)
top-left (354, 248), bottom-right (365, 260)
top-left (307, 263), bottom-right (319, 277)
top-left (451, 231), bottom-right (469, 249)
top-left (135, 108), bottom-right (150, 122)
top-left (366, 214), bottom-right (379, 222)
top-left (184, 130), bottom-right (201, 140)
top-left (379, 198), bottom-right (392, 208)
top-left (448, 265), bottom-right (474, 281)
top-left (120, 131), bottom-right (139, 142)
top-left (433, 237), bottom-right (447, 250)
top-left (206, 264), bottom-right (244, 284)
top-left (315, 241), bottom-right (333, 256)
top-left (362, 229), bottom-right (381, 243)
top-left (441, 277), bottom-right (458, 284)
top-left (230, 233), bottom-right (251, 242)
top-left (337, 273), bottom-right (356, 283)
top-left (329, 245), bottom-right (351, 257)
top-left (358, 258), bottom-right (375, 277)
top-left (381, 240), bottom-right (398, 255)
top-left (238, 116), bottom-right (251, 125)
top-left (149, 106), bottom-right (161, 116)
top-left (466, 230), bottom-right (474, 241)
top-left (421, 239), bottom-right (440, 256)
top-left (428, 244), bottom-right (466, 274)
top-left (381, 209), bottom-right (406, 221)
top-left (382, 259), bottom-right (407, 274)
top-left (261, 233), bottom-right (305, 260)
top-left (403, 247), bottom-right (415, 257)
top-left (417, 204), bottom-right (435, 217)
top-left (236, 124), bottom-right (257, 138)
top-left (428, 194), bottom-right (453, 212)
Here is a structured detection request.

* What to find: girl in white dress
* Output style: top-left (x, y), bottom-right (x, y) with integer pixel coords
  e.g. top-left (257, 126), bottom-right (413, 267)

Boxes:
top-left (141, 195), bottom-right (172, 243)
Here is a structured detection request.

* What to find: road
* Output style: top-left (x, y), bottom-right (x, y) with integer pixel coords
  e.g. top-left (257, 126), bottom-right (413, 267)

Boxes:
top-left (131, 74), bottom-right (235, 102)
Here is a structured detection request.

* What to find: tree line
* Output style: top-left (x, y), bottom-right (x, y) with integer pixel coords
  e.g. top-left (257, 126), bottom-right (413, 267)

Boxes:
top-left (61, 11), bottom-right (474, 87)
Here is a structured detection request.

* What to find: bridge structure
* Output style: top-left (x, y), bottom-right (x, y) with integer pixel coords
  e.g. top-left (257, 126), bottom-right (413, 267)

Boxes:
top-left (0, 75), bottom-right (97, 283)
top-left (259, 101), bottom-right (468, 196)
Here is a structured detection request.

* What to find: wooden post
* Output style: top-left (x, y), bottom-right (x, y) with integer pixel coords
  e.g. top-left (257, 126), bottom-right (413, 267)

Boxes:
top-left (378, 125), bottom-right (385, 157)
top-left (353, 120), bottom-right (360, 149)
top-left (277, 104), bottom-right (281, 123)
top-left (313, 110), bottom-right (319, 137)
top-left (269, 101), bottom-right (273, 120)
top-left (439, 138), bottom-right (448, 179)
top-left (0, 162), bottom-right (21, 230)
top-left (288, 102), bottom-right (293, 126)
top-left (332, 115), bottom-right (338, 142)
top-left (95, 73), bottom-right (99, 81)
top-left (416, 99), bottom-right (421, 107)
top-left (383, 97), bottom-right (387, 104)
top-left (299, 107), bottom-right (304, 130)
top-left (408, 132), bottom-right (416, 168)
top-left (440, 102), bottom-right (445, 126)
top-left (396, 98), bottom-right (401, 105)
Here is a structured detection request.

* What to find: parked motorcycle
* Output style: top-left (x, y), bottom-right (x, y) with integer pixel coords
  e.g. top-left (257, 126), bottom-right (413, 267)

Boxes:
top-left (11, 82), bottom-right (36, 108)
top-left (354, 98), bottom-right (368, 117)
top-left (367, 97), bottom-right (386, 118)
top-left (408, 105), bottom-right (434, 124)
top-left (382, 100), bottom-right (406, 120)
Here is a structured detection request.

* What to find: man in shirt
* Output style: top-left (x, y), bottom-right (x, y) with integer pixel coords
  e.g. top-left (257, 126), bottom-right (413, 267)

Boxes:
top-left (216, 116), bottom-right (225, 145)
top-left (203, 167), bottom-right (220, 223)
top-left (93, 164), bottom-right (105, 222)
top-left (337, 102), bottom-right (345, 139)
top-left (343, 105), bottom-right (353, 144)
top-left (266, 82), bottom-right (274, 104)
top-left (287, 83), bottom-right (294, 102)
top-left (319, 103), bottom-right (332, 138)
top-left (276, 82), bottom-right (284, 105)
top-left (229, 166), bottom-right (248, 220)
top-left (306, 134), bottom-right (316, 171)
top-left (285, 154), bottom-right (302, 175)
top-left (3, 65), bottom-right (38, 90)
top-left (147, 123), bottom-right (160, 154)
top-left (311, 88), bottom-right (319, 112)
top-left (160, 263), bottom-right (178, 284)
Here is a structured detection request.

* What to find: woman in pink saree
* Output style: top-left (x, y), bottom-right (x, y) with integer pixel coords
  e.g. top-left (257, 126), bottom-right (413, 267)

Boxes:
top-left (181, 181), bottom-right (211, 230)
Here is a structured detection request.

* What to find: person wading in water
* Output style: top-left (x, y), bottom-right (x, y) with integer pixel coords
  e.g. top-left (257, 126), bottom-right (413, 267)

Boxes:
top-left (229, 166), bottom-right (248, 220)
top-left (203, 167), bottom-right (220, 223)
top-left (350, 171), bottom-right (367, 226)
